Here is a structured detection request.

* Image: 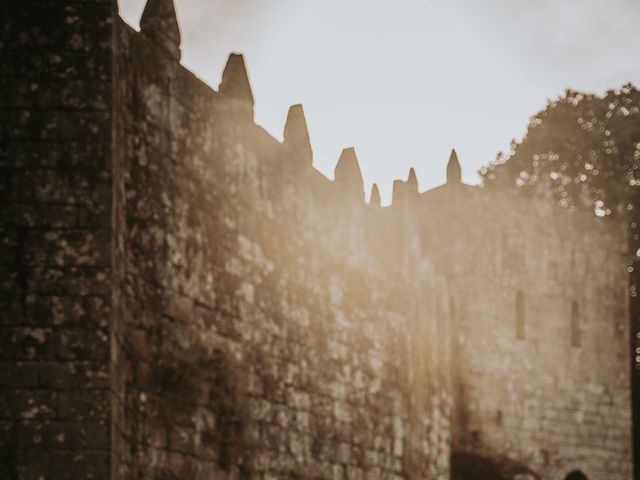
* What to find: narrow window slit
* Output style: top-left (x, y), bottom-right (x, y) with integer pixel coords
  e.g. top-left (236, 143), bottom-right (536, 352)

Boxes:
top-left (571, 301), bottom-right (581, 347)
top-left (516, 290), bottom-right (525, 340)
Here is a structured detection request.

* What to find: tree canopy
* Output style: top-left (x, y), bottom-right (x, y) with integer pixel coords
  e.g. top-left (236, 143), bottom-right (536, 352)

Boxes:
top-left (480, 83), bottom-right (640, 219)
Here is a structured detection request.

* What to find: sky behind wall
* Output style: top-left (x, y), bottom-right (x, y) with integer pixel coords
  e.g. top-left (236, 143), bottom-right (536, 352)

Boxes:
top-left (119, 0), bottom-right (640, 204)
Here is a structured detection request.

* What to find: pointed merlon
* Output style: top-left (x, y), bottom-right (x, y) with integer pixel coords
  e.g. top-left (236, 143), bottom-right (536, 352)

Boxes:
top-left (334, 147), bottom-right (364, 196)
top-left (284, 105), bottom-right (310, 146)
top-left (391, 179), bottom-right (405, 206)
top-left (407, 167), bottom-right (418, 191)
top-left (447, 148), bottom-right (462, 184)
top-left (283, 104), bottom-right (312, 162)
top-left (140, 0), bottom-right (181, 60)
top-left (219, 53), bottom-right (255, 107)
top-left (369, 183), bottom-right (381, 207)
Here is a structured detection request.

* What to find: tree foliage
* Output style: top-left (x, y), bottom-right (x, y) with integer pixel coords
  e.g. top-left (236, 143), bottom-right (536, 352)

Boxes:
top-left (480, 83), bottom-right (640, 218)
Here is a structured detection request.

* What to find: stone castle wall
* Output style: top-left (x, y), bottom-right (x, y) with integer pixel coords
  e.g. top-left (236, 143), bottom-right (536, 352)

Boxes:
top-left (110, 5), bottom-right (451, 480)
top-left (1, 1), bottom-right (116, 478)
top-left (1, 1), bottom-right (633, 479)
top-left (418, 184), bottom-right (632, 479)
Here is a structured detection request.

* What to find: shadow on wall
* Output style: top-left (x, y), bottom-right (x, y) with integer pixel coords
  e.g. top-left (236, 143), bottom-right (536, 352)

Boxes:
top-left (451, 451), bottom-right (541, 480)
top-left (564, 471), bottom-right (588, 480)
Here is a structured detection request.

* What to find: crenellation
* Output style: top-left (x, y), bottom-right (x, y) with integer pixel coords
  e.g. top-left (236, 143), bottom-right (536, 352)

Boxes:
top-left (334, 147), bottom-right (365, 201)
top-left (139, 0), bottom-right (181, 60)
top-left (1, 1), bottom-right (632, 479)
top-left (407, 167), bottom-right (419, 191)
top-left (369, 183), bottom-right (381, 207)
top-left (283, 104), bottom-right (313, 167)
top-left (446, 149), bottom-right (462, 185)
top-left (218, 53), bottom-right (255, 115)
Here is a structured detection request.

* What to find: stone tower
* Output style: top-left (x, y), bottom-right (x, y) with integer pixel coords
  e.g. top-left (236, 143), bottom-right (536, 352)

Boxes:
top-left (0, 1), bottom-right (632, 479)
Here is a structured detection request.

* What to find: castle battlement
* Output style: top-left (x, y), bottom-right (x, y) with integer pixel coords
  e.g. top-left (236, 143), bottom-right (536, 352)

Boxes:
top-left (0, 1), bottom-right (632, 479)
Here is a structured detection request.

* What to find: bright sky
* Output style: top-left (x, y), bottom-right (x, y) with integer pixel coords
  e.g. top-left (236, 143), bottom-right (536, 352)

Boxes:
top-left (119, 0), bottom-right (640, 204)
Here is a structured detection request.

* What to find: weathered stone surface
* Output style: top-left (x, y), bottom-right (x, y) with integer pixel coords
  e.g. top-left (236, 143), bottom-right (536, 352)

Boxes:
top-left (1, 0), bottom-right (115, 478)
top-left (421, 182), bottom-right (632, 480)
top-left (109, 12), bottom-right (451, 479)
top-left (139, 0), bottom-right (181, 60)
top-left (2, 1), bottom-right (632, 480)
